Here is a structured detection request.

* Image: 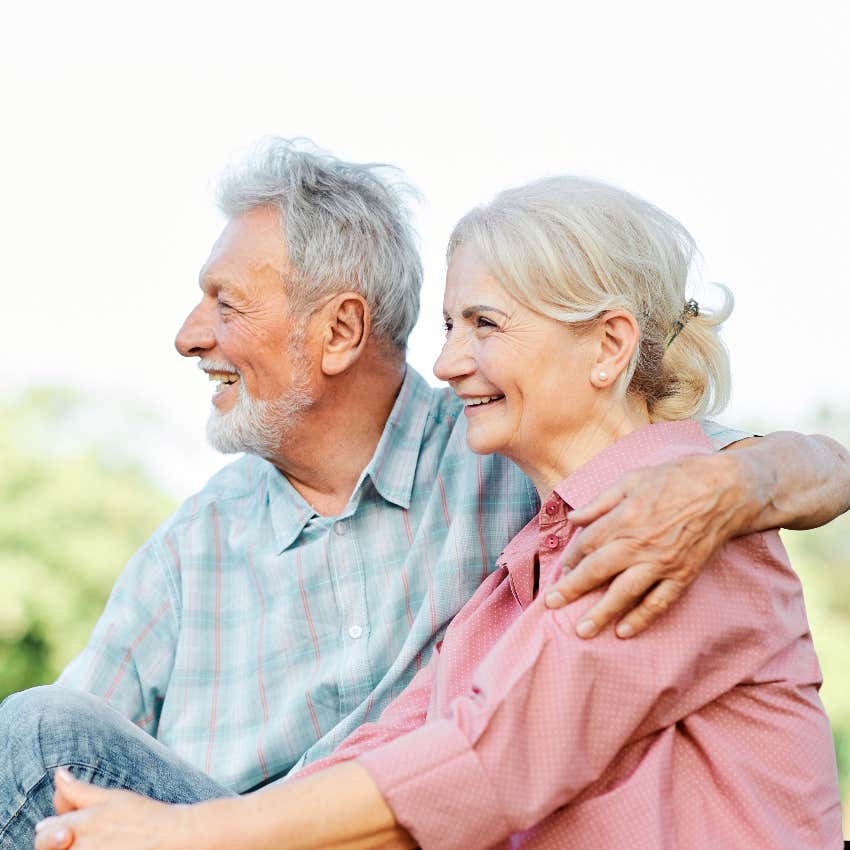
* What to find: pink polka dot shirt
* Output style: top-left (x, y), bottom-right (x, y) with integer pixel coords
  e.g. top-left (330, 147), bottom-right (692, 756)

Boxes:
top-left (301, 420), bottom-right (843, 848)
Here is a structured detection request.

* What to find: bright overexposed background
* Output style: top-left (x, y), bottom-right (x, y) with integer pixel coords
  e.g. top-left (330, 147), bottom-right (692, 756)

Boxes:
top-left (2, 0), bottom-right (847, 496)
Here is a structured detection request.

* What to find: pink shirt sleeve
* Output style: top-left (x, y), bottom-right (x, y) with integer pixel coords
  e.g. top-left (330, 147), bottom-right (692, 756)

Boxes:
top-left (357, 532), bottom-right (820, 850)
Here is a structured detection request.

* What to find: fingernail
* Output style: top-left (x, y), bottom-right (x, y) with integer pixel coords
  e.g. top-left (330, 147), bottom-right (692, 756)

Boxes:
top-left (53, 829), bottom-right (70, 847)
top-left (35, 820), bottom-right (46, 833)
top-left (55, 768), bottom-right (73, 783)
top-left (616, 622), bottom-right (635, 638)
top-left (545, 591), bottom-right (565, 609)
top-left (576, 619), bottom-right (597, 638)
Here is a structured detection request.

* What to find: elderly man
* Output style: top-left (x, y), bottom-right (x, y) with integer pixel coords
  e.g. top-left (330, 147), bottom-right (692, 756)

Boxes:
top-left (2, 139), bottom-right (848, 848)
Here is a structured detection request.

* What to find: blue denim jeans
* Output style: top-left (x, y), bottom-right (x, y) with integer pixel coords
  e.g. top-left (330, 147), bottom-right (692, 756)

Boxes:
top-left (0, 686), bottom-right (233, 849)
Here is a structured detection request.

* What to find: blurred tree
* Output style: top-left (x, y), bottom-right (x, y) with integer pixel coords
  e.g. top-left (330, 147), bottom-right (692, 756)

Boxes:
top-left (0, 388), bottom-right (175, 698)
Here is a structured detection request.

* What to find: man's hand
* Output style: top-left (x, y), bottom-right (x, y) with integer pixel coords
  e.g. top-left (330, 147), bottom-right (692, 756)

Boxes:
top-left (543, 429), bottom-right (850, 638)
top-left (544, 451), bottom-right (753, 638)
top-left (34, 770), bottom-right (189, 850)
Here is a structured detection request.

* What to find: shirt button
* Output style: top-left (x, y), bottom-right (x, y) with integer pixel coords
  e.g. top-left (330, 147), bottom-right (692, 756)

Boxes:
top-left (544, 502), bottom-right (559, 516)
top-left (334, 520), bottom-right (347, 535)
top-left (545, 534), bottom-right (560, 549)
top-left (348, 625), bottom-right (363, 639)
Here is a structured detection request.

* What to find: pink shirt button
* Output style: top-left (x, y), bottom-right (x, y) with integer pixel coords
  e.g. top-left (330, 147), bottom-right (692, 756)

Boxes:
top-left (544, 503), bottom-right (559, 516)
top-left (545, 534), bottom-right (560, 549)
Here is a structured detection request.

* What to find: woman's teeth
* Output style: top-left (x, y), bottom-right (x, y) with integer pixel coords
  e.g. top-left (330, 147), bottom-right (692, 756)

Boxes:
top-left (464, 395), bottom-right (504, 407)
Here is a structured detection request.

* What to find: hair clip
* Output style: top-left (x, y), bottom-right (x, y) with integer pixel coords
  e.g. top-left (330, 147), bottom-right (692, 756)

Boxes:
top-left (666, 299), bottom-right (699, 348)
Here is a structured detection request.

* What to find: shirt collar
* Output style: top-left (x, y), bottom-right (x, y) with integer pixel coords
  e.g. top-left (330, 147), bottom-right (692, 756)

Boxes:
top-left (265, 461), bottom-right (319, 554)
top-left (363, 365), bottom-right (433, 510)
top-left (504, 420), bottom-right (714, 604)
top-left (265, 365), bottom-right (433, 553)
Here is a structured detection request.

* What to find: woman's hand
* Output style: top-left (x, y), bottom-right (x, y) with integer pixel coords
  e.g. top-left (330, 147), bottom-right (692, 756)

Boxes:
top-left (34, 764), bottom-right (413, 850)
top-left (34, 770), bottom-right (195, 850)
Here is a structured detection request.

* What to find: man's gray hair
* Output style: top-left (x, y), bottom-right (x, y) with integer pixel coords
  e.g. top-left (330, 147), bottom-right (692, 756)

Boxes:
top-left (217, 137), bottom-right (422, 350)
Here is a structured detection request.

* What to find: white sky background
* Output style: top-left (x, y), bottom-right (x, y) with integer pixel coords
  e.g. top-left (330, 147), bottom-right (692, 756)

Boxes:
top-left (1, 1), bottom-right (848, 497)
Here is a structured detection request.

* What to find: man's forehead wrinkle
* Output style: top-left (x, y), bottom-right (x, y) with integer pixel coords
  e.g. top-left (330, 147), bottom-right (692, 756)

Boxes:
top-left (198, 270), bottom-right (248, 301)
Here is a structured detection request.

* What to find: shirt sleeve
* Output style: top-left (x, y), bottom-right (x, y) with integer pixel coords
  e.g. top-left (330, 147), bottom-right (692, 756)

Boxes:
top-left (701, 419), bottom-right (755, 449)
top-left (357, 533), bottom-right (810, 850)
top-left (57, 537), bottom-right (180, 735)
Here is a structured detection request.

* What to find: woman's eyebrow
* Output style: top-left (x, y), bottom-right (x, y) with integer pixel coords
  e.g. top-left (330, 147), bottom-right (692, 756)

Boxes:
top-left (461, 305), bottom-right (510, 319)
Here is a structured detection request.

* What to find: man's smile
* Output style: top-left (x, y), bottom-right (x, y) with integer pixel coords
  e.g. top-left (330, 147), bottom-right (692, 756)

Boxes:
top-left (201, 367), bottom-right (241, 408)
top-left (206, 370), bottom-right (239, 389)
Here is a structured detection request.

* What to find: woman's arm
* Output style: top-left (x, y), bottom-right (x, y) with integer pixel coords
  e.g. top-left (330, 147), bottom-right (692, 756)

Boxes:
top-left (546, 431), bottom-right (850, 636)
top-left (35, 764), bottom-right (415, 850)
top-left (225, 762), bottom-right (415, 850)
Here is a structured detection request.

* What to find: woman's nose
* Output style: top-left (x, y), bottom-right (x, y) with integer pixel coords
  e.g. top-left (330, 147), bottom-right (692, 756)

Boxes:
top-left (433, 333), bottom-right (476, 383)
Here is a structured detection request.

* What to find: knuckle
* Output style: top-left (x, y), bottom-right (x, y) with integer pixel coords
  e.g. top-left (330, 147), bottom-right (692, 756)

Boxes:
top-left (644, 593), bottom-right (671, 614)
top-left (655, 549), bottom-right (682, 570)
top-left (671, 559), bottom-right (699, 581)
top-left (617, 573), bottom-right (649, 600)
top-left (585, 557), bottom-right (614, 583)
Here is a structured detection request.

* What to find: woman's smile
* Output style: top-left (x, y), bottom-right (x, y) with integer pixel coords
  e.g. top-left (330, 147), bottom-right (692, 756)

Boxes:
top-left (461, 394), bottom-right (506, 416)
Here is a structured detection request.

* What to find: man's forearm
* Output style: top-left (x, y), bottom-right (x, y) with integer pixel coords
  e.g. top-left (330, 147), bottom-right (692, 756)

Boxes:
top-left (726, 432), bottom-right (850, 532)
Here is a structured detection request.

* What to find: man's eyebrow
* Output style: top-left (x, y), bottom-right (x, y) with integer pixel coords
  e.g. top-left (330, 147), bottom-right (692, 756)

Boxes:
top-left (461, 305), bottom-right (510, 319)
top-left (199, 275), bottom-right (246, 299)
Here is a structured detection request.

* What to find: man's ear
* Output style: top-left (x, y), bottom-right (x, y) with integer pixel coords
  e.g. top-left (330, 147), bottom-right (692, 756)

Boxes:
top-left (589, 310), bottom-right (640, 387)
top-left (319, 293), bottom-right (371, 376)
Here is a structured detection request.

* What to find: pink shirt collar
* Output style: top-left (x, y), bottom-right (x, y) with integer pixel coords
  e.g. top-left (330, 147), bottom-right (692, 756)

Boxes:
top-left (501, 420), bottom-right (715, 605)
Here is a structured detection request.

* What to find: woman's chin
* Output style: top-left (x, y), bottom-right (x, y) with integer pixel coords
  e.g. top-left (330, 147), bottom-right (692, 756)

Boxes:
top-left (464, 432), bottom-right (507, 458)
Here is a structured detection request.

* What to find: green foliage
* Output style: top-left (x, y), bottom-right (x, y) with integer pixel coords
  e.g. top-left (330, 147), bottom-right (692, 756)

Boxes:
top-left (0, 389), bottom-right (175, 698)
top-left (783, 508), bottom-right (850, 814)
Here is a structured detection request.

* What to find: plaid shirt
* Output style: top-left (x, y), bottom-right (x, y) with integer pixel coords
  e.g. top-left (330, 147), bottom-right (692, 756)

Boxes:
top-left (60, 367), bottom-right (743, 791)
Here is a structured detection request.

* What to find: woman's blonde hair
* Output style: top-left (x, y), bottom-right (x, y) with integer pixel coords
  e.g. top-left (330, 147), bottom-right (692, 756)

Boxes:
top-left (447, 176), bottom-right (732, 421)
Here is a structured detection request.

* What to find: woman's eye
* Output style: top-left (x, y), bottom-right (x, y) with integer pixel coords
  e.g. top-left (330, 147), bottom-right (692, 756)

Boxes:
top-left (476, 316), bottom-right (497, 329)
top-left (443, 319), bottom-right (453, 334)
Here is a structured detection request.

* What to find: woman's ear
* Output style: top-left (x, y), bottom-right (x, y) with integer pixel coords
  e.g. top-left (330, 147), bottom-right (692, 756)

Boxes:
top-left (319, 293), bottom-right (371, 376)
top-left (589, 310), bottom-right (640, 388)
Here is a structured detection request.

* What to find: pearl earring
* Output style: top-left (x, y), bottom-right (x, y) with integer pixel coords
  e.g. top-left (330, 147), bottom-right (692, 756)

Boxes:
top-left (598, 371), bottom-right (609, 382)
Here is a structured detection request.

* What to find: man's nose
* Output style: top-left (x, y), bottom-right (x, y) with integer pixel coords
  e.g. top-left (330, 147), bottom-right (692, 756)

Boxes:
top-left (433, 332), bottom-right (476, 383)
top-left (175, 301), bottom-right (215, 358)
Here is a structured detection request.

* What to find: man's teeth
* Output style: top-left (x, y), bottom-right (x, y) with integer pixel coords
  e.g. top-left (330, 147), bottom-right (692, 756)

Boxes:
top-left (207, 372), bottom-right (239, 385)
top-left (464, 395), bottom-right (504, 407)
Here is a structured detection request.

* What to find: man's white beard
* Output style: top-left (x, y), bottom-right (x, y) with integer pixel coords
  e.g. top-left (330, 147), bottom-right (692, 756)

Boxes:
top-left (206, 369), bottom-right (313, 459)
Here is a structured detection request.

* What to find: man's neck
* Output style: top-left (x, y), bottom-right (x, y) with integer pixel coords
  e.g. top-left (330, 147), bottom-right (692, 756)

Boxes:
top-left (266, 353), bottom-right (406, 517)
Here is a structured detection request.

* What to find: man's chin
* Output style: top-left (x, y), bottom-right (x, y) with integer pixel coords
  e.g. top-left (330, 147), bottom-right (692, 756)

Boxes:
top-left (204, 385), bottom-right (313, 459)
top-left (206, 411), bottom-right (268, 456)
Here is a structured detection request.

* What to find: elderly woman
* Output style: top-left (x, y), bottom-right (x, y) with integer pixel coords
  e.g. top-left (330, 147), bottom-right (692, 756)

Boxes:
top-left (36, 177), bottom-right (842, 849)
